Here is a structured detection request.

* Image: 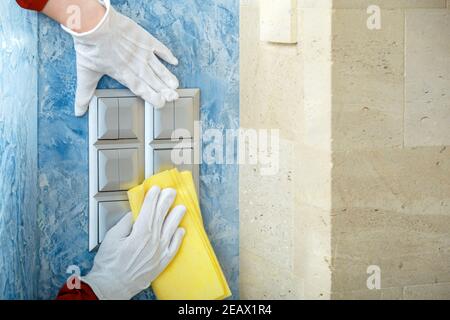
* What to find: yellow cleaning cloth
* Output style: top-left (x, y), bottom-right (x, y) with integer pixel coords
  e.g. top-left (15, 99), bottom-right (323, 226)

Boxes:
top-left (127, 169), bottom-right (231, 300)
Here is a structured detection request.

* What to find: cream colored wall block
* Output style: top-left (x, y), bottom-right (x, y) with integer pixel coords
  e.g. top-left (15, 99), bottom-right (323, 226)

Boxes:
top-left (332, 9), bottom-right (404, 105)
top-left (298, 0), bottom-right (332, 8)
top-left (296, 145), bottom-right (332, 210)
top-left (260, 0), bottom-right (298, 43)
top-left (242, 45), bottom-right (303, 139)
top-left (301, 7), bottom-right (333, 150)
top-left (332, 147), bottom-right (450, 215)
top-left (294, 203), bottom-right (332, 299)
top-left (403, 282), bottom-right (450, 300)
top-left (240, 248), bottom-right (303, 299)
top-left (332, 9), bottom-right (404, 150)
top-left (332, 287), bottom-right (403, 300)
top-left (239, 138), bottom-right (299, 299)
top-left (241, 1), bottom-right (303, 140)
top-left (333, 0), bottom-right (447, 9)
top-left (332, 208), bottom-right (450, 291)
top-left (404, 10), bottom-right (450, 147)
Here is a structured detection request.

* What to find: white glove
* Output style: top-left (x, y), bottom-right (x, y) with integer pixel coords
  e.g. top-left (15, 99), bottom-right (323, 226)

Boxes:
top-left (62, 0), bottom-right (180, 116)
top-left (83, 187), bottom-right (186, 300)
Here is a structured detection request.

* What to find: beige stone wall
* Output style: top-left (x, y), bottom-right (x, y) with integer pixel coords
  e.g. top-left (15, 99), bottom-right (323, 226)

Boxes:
top-left (240, 0), bottom-right (449, 300)
top-left (331, 2), bottom-right (450, 299)
top-left (239, 0), bottom-right (333, 299)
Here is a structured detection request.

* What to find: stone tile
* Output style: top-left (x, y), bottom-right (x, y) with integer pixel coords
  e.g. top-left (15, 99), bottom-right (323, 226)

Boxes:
top-left (300, 7), bottom-right (333, 150)
top-left (403, 282), bottom-right (450, 300)
top-left (332, 9), bottom-right (405, 149)
top-left (333, 103), bottom-right (403, 150)
top-left (240, 248), bottom-right (302, 299)
top-left (296, 144), bottom-right (332, 210)
top-left (332, 287), bottom-right (403, 300)
top-left (404, 10), bottom-right (450, 146)
top-left (240, 1), bottom-right (307, 300)
top-left (294, 203), bottom-right (332, 299)
top-left (298, 0), bottom-right (333, 9)
top-left (331, 208), bottom-right (450, 291)
top-left (243, 45), bottom-right (303, 139)
top-left (240, 138), bottom-right (295, 250)
top-left (240, 138), bottom-right (299, 298)
top-left (333, 0), bottom-right (447, 9)
top-left (332, 147), bottom-right (450, 215)
top-left (240, 0), bottom-right (303, 140)
top-left (332, 9), bottom-right (404, 104)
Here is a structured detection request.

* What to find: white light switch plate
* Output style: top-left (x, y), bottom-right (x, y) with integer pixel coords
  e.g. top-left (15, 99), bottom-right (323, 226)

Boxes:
top-left (260, 0), bottom-right (298, 44)
top-left (88, 89), bottom-right (200, 251)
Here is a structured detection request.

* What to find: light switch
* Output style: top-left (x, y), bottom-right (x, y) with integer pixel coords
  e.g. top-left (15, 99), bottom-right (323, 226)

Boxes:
top-left (175, 98), bottom-right (194, 139)
top-left (154, 101), bottom-right (174, 140)
top-left (153, 149), bottom-right (174, 173)
top-left (153, 148), bottom-right (193, 174)
top-left (98, 98), bottom-right (119, 140)
top-left (119, 98), bottom-right (139, 139)
top-left (118, 148), bottom-right (140, 190)
top-left (98, 149), bottom-right (119, 192)
top-left (98, 201), bottom-right (130, 243)
top-left (90, 88), bottom-right (199, 251)
top-left (177, 149), bottom-right (194, 172)
top-left (260, 0), bottom-right (297, 44)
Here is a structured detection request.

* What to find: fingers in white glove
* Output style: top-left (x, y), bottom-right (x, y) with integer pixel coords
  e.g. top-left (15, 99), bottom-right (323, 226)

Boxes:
top-left (154, 228), bottom-right (186, 276)
top-left (148, 54), bottom-right (179, 90)
top-left (131, 227), bottom-right (185, 285)
top-left (129, 196), bottom-right (184, 282)
top-left (160, 205), bottom-right (186, 249)
top-left (117, 69), bottom-right (166, 108)
top-left (120, 22), bottom-right (179, 66)
top-left (75, 65), bottom-right (103, 117)
top-left (119, 36), bottom-right (179, 91)
top-left (131, 186), bottom-right (161, 240)
top-left (153, 41), bottom-right (179, 66)
top-left (154, 188), bottom-right (177, 236)
top-left (105, 212), bottom-right (134, 240)
top-left (118, 45), bottom-right (176, 100)
top-left (168, 228), bottom-right (186, 257)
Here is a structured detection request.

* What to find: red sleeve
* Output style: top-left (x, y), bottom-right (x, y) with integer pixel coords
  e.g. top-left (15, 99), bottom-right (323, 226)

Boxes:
top-left (16, 0), bottom-right (49, 11)
top-left (56, 282), bottom-right (99, 300)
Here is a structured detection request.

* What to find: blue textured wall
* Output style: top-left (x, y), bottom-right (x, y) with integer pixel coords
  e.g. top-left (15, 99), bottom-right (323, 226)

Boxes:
top-left (0, 3), bottom-right (39, 299)
top-left (37, 0), bottom-right (239, 299)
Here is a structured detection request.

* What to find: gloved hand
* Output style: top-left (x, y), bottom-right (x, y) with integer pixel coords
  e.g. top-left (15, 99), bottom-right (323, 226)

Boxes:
top-left (83, 186), bottom-right (186, 300)
top-left (61, 0), bottom-right (180, 116)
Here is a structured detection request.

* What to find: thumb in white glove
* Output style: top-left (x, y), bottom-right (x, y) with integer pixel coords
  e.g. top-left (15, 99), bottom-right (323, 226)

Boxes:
top-left (83, 186), bottom-right (186, 300)
top-left (62, 0), bottom-right (180, 116)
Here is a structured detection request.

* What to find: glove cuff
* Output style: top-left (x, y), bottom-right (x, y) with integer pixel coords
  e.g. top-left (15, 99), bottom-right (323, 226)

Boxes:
top-left (60, 0), bottom-right (111, 38)
top-left (82, 272), bottom-right (133, 300)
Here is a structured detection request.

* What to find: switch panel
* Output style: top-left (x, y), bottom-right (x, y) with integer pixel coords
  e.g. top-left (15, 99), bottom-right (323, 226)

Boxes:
top-left (146, 89), bottom-right (200, 190)
top-left (98, 201), bottom-right (130, 243)
top-left (153, 147), bottom-right (195, 174)
top-left (98, 149), bottom-right (119, 192)
top-left (154, 101), bottom-right (175, 140)
top-left (98, 98), bottom-right (119, 140)
top-left (148, 90), bottom-right (200, 142)
top-left (119, 98), bottom-right (140, 139)
top-left (118, 148), bottom-right (140, 190)
top-left (153, 149), bottom-right (174, 173)
top-left (175, 98), bottom-right (195, 139)
top-left (89, 88), bottom-right (200, 251)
